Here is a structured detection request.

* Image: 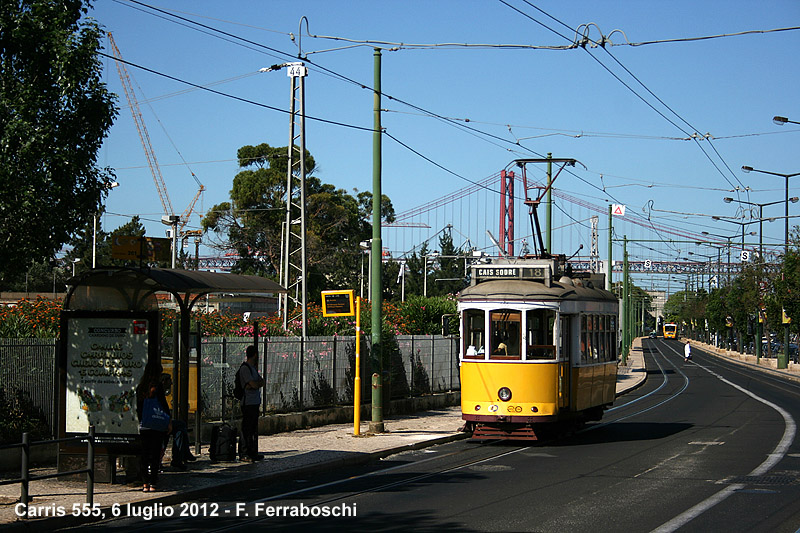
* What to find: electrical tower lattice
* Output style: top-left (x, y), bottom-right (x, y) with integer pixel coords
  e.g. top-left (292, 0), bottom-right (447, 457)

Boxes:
top-left (279, 63), bottom-right (308, 337)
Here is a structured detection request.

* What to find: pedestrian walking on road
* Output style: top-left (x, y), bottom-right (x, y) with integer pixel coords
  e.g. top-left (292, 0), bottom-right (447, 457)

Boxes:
top-left (684, 341), bottom-right (692, 361)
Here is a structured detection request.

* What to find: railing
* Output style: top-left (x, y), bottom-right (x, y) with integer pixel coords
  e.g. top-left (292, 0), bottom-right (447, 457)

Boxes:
top-left (0, 426), bottom-right (95, 516)
top-left (0, 338), bottom-right (58, 436)
top-left (0, 334), bottom-right (460, 433)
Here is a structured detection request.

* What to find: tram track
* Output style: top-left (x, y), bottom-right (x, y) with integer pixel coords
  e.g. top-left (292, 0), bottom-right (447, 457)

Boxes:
top-left (600, 340), bottom-right (689, 426)
top-left (82, 341), bottom-right (794, 532)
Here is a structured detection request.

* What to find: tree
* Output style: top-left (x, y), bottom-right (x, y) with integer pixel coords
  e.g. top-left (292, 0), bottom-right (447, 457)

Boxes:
top-left (428, 230), bottom-right (468, 296)
top-left (0, 1), bottom-right (117, 281)
top-left (202, 143), bottom-right (395, 300)
top-left (772, 226), bottom-right (800, 340)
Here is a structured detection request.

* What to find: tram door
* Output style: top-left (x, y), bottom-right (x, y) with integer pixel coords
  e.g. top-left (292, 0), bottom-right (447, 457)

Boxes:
top-left (558, 315), bottom-right (572, 410)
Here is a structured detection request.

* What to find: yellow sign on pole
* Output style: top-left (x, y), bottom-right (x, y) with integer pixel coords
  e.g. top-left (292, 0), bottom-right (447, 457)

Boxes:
top-left (321, 290), bottom-right (361, 435)
top-left (111, 236), bottom-right (171, 263)
top-left (321, 290), bottom-right (355, 317)
top-left (110, 236), bottom-right (142, 260)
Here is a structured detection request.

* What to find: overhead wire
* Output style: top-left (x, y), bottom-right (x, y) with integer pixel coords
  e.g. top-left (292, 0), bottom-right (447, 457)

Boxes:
top-left (508, 0), bottom-right (748, 196)
top-left (108, 0), bottom-right (785, 262)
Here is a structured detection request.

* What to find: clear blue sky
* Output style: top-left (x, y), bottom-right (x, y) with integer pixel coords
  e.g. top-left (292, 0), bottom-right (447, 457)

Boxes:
top-left (89, 0), bottom-right (800, 279)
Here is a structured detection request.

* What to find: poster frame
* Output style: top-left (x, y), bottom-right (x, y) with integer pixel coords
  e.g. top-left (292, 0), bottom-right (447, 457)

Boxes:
top-left (58, 309), bottom-right (160, 451)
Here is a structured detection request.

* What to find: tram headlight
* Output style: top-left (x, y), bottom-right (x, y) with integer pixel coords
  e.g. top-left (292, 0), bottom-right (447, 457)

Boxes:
top-left (498, 387), bottom-right (512, 402)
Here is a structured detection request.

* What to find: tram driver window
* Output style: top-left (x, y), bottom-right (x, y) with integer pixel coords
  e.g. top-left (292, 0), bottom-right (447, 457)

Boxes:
top-left (463, 309), bottom-right (485, 359)
top-left (526, 309), bottom-right (556, 359)
top-left (489, 310), bottom-right (521, 360)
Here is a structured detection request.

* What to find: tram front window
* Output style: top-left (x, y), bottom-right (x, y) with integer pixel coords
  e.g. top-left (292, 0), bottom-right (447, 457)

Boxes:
top-left (463, 309), bottom-right (485, 359)
top-left (526, 309), bottom-right (556, 359)
top-left (490, 310), bottom-right (521, 360)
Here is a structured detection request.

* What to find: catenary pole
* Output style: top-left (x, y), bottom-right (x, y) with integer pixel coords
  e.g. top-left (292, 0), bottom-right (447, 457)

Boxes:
top-left (370, 48), bottom-right (384, 433)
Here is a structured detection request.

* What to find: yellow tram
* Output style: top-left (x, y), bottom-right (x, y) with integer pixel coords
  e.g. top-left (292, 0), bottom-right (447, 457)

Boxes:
top-left (663, 323), bottom-right (677, 339)
top-left (459, 258), bottom-right (618, 440)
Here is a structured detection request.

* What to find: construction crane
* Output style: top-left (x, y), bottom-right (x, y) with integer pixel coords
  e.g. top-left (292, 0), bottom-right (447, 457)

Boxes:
top-left (107, 33), bottom-right (204, 235)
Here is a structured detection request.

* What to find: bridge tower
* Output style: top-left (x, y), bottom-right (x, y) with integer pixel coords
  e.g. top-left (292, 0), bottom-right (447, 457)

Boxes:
top-left (499, 170), bottom-right (515, 256)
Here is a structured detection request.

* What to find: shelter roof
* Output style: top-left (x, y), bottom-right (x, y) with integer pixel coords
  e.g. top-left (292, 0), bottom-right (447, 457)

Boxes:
top-left (65, 267), bottom-right (285, 312)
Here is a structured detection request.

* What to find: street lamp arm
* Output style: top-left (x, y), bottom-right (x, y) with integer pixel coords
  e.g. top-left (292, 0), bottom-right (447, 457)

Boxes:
top-left (741, 166), bottom-right (800, 179)
top-left (773, 115), bottom-right (800, 126)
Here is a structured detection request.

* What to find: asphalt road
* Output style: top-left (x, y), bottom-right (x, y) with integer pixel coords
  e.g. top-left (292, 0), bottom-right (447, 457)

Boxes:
top-left (72, 339), bottom-right (800, 532)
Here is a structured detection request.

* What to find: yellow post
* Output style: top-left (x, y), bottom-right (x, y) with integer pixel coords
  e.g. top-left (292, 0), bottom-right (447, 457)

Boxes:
top-left (354, 296), bottom-right (361, 435)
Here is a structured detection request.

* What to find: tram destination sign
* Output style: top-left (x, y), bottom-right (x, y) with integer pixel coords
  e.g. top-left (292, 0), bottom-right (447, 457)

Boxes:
top-left (474, 266), bottom-right (547, 281)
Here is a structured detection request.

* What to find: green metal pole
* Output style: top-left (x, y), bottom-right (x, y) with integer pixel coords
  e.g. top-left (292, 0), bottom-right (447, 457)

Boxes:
top-left (546, 153), bottom-right (552, 254)
top-left (607, 204), bottom-right (613, 291)
top-left (780, 175), bottom-right (789, 370)
top-left (756, 208), bottom-right (763, 363)
top-left (622, 236), bottom-right (629, 364)
top-left (370, 48), bottom-right (385, 432)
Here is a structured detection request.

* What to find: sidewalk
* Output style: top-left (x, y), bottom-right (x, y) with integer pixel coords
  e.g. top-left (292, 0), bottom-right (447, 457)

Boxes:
top-left (685, 338), bottom-right (800, 382)
top-left (616, 336), bottom-right (647, 396)
top-left (0, 359), bottom-right (646, 530)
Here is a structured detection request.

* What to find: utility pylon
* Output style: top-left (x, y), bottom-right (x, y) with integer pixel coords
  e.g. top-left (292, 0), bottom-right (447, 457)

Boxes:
top-left (279, 63), bottom-right (308, 337)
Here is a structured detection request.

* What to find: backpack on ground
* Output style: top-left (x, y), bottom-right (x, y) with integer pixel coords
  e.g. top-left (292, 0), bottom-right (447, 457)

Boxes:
top-left (210, 422), bottom-right (236, 462)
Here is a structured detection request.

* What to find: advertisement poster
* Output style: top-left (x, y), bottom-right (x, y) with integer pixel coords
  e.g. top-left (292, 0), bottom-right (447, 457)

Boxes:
top-left (64, 317), bottom-right (149, 435)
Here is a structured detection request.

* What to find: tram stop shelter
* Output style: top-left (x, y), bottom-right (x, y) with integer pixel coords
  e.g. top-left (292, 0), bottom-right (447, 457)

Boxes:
top-left (59, 267), bottom-right (285, 478)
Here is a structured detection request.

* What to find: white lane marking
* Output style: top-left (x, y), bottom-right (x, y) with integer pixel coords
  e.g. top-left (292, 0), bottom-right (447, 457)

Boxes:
top-left (651, 358), bottom-right (796, 532)
top-left (594, 345), bottom-right (690, 430)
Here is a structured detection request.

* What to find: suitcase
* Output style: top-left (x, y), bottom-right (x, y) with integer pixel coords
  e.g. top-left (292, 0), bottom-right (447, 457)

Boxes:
top-left (210, 423), bottom-right (236, 462)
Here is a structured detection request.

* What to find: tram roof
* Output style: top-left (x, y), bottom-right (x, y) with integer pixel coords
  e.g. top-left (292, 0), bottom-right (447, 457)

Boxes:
top-left (458, 278), bottom-right (617, 303)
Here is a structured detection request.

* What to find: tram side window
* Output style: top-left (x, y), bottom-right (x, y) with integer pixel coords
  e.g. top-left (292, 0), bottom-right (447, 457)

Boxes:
top-left (526, 309), bottom-right (556, 359)
top-left (463, 309), bottom-right (485, 359)
top-left (582, 314), bottom-right (617, 363)
top-left (559, 315), bottom-right (572, 362)
top-left (610, 315), bottom-right (618, 360)
top-left (490, 310), bottom-right (521, 360)
top-left (581, 315), bottom-right (590, 363)
top-left (596, 315), bottom-right (605, 361)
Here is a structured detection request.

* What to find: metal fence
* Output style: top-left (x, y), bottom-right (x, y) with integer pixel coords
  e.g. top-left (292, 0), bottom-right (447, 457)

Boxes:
top-left (199, 335), bottom-right (460, 421)
top-left (0, 335), bottom-right (460, 431)
top-left (0, 338), bottom-right (58, 437)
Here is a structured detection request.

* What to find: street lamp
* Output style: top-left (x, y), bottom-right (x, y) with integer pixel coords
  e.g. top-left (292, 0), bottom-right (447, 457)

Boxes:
top-left (773, 115), bottom-right (800, 126)
top-left (742, 164), bottom-right (800, 369)
top-left (701, 231), bottom-right (739, 285)
top-left (688, 251), bottom-right (715, 292)
top-left (721, 197), bottom-right (796, 362)
top-left (710, 216), bottom-right (758, 253)
top-left (722, 196), bottom-right (797, 264)
top-left (161, 214), bottom-right (180, 269)
top-left (71, 258), bottom-right (81, 277)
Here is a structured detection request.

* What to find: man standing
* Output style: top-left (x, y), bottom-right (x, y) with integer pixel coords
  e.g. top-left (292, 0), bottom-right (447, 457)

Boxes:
top-left (238, 345), bottom-right (265, 461)
top-left (684, 341), bottom-right (692, 361)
